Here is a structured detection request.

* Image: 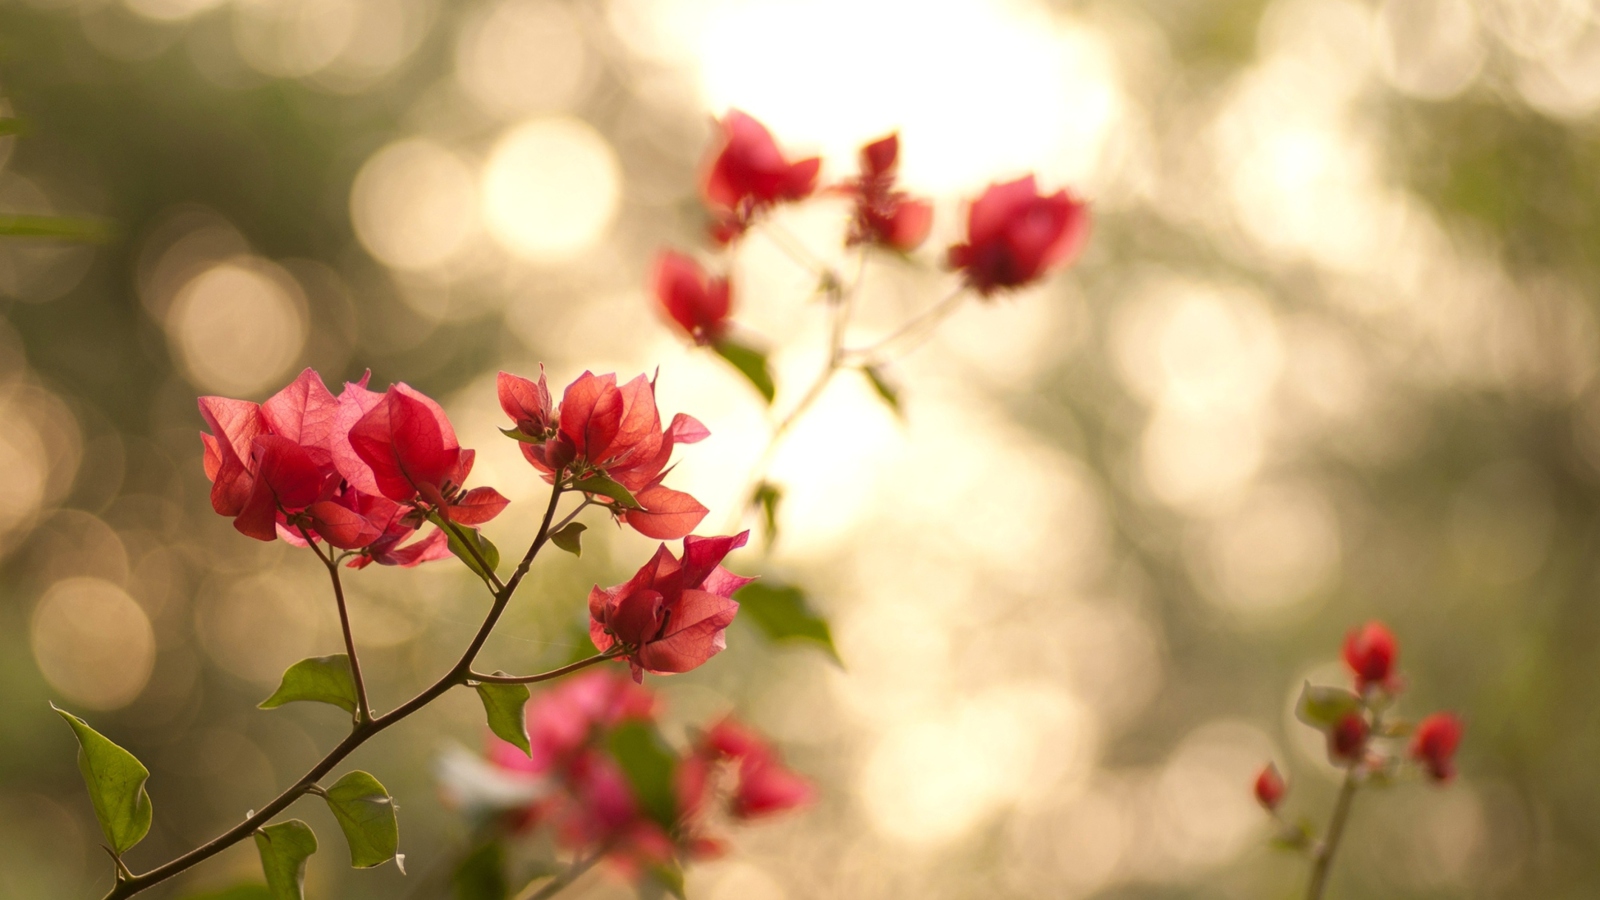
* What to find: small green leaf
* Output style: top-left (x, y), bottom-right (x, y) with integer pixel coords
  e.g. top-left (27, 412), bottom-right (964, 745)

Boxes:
top-left (178, 886), bottom-right (273, 900)
top-left (748, 482), bottom-right (782, 547)
top-left (735, 581), bottom-right (841, 665)
top-left (641, 862), bottom-right (686, 900)
top-left (475, 679), bottom-right (532, 756)
top-left (0, 214), bottom-right (113, 241)
top-left (571, 474), bottom-right (640, 509)
top-left (452, 841), bottom-right (508, 900)
top-left (255, 819), bottom-right (317, 900)
top-left (712, 336), bottom-right (775, 403)
top-left (431, 513), bottom-right (501, 584)
top-left (860, 364), bottom-right (903, 418)
top-left (499, 427), bottom-right (545, 445)
top-left (1269, 819), bottom-right (1314, 853)
top-left (550, 522), bottom-right (587, 557)
top-left (54, 705), bottom-right (153, 856)
top-left (606, 722), bottom-right (678, 830)
top-left (322, 771), bottom-right (399, 869)
top-left (1295, 682), bottom-right (1362, 731)
top-left (258, 655), bottom-right (358, 715)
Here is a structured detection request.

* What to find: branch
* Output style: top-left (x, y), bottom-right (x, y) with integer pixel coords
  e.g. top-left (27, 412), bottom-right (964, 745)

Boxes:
top-left (513, 848), bottom-right (607, 900)
top-left (101, 483), bottom-right (572, 899)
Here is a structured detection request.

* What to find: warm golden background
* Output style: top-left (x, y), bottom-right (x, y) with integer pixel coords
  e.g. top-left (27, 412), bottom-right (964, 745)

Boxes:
top-left (0, 0), bottom-right (1589, 896)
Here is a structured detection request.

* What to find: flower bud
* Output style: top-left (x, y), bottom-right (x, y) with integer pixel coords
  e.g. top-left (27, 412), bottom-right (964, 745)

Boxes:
top-left (1329, 712), bottom-right (1369, 762)
top-left (1254, 763), bottom-right (1286, 810)
top-left (1342, 621), bottom-right (1398, 692)
top-left (1410, 712), bottom-right (1464, 783)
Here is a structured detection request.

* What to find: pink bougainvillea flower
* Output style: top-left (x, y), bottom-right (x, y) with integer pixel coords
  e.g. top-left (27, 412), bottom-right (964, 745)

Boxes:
top-left (946, 175), bottom-right (1090, 296)
top-left (678, 717), bottom-right (812, 823)
top-left (500, 369), bottom-right (711, 540)
top-left (348, 383), bottom-right (508, 525)
top-left (497, 367), bottom-right (555, 441)
top-left (1342, 621), bottom-right (1399, 693)
top-left (1410, 712), bottom-right (1464, 783)
top-left (588, 532), bottom-right (753, 681)
top-left (341, 492), bottom-right (452, 569)
top-left (652, 251), bottom-right (732, 346)
top-left (838, 133), bottom-right (934, 253)
top-left (1253, 763), bottom-right (1286, 811)
top-left (701, 110), bottom-right (820, 245)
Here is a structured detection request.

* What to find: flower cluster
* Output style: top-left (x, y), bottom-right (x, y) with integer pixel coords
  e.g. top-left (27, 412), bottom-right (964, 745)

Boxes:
top-left (650, 109), bottom-right (1091, 364)
top-left (1254, 621), bottom-right (1465, 856)
top-left (498, 368), bottom-right (710, 540)
top-left (452, 671), bottom-right (810, 887)
top-left (199, 368), bottom-right (506, 567)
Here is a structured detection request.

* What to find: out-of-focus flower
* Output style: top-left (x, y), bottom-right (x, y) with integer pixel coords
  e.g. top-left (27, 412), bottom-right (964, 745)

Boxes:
top-left (946, 175), bottom-right (1089, 296)
top-left (701, 110), bottom-right (820, 245)
top-left (838, 133), bottom-right (933, 253)
top-left (653, 251), bottom-right (732, 346)
top-left (348, 383), bottom-right (509, 525)
top-left (1254, 763), bottom-right (1286, 811)
top-left (588, 533), bottom-right (752, 681)
top-left (501, 369), bottom-right (711, 540)
top-left (1329, 712), bottom-right (1369, 762)
top-left (1410, 712), bottom-right (1464, 783)
top-left (1342, 621), bottom-right (1399, 693)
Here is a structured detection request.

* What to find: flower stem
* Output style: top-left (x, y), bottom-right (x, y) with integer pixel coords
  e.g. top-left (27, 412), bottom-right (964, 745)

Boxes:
top-left (99, 484), bottom-right (571, 900)
top-left (302, 532), bottom-right (372, 724)
top-left (470, 649), bottom-right (623, 684)
top-left (843, 285), bottom-right (967, 364)
top-left (1306, 763), bottom-right (1361, 900)
top-left (513, 848), bottom-right (607, 900)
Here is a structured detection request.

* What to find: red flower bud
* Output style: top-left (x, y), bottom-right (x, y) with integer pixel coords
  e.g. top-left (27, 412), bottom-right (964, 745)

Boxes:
top-left (839, 133), bottom-right (934, 254)
top-left (1342, 621), bottom-right (1398, 692)
top-left (1254, 763), bottom-right (1286, 810)
top-left (1410, 712), bottom-right (1464, 783)
top-left (1329, 712), bottom-right (1369, 762)
top-left (946, 175), bottom-right (1089, 296)
top-left (652, 251), bottom-right (732, 346)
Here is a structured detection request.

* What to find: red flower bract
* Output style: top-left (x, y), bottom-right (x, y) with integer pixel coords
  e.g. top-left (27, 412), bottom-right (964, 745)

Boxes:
top-left (840, 133), bottom-right (933, 254)
top-left (653, 251), bottom-right (732, 346)
top-left (347, 383), bottom-right (508, 525)
top-left (1342, 621), bottom-right (1398, 692)
top-left (1411, 712), bottom-right (1464, 783)
top-left (701, 110), bottom-right (820, 245)
top-left (501, 369), bottom-right (711, 540)
top-left (588, 532), bottom-right (753, 681)
top-left (1329, 712), bottom-right (1369, 762)
top-left (946, 175), bottom-right (1089, 296)
top-left (1253, 763), bottom-right (1286, 811)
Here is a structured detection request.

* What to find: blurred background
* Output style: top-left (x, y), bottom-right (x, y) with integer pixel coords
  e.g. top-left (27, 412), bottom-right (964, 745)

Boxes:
top-left (0, 0), bottom-right (1591, 896)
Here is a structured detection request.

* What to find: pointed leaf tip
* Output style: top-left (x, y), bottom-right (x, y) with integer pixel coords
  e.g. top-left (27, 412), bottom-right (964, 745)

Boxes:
top-left (712, 336), bottom-right (776, 403)
top-left (54, 705), bottom-right (154, 856)
top-left (475, 679), bottom-right (532, 756)
top-left (735, 581), bottom-right (841, 665)
top-left (550, 522), bottom-right (587, 557)
top-left (259, 655), bottom-right (359, 715)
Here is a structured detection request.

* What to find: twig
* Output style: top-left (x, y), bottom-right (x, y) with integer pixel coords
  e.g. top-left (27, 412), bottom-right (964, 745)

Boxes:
top-left (301, 529), bottom-right (372, 723)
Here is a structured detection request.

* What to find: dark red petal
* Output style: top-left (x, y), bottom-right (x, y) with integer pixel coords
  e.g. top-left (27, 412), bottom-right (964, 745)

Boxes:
top-left (887, 198), bottom-right (934, 252)
top-left (306, 500), bottom-right (383, 549)
top-left (233, 473), bottom-right (281, 542)
top-left (610, 589), bottom-right (666, 648)
top-left (558, 371), bottom-right (623, 460)
top-left (253, 434), bottom-right (330, 511)
top-left (497, 369), bottom-right (552, 432)
top-left (860, 133), bottom-right (899, 179)
top-left (679, 531), bottom-right (750, 588)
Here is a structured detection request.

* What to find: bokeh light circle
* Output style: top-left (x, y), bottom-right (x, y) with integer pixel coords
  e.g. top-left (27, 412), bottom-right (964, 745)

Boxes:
top-left (31, 577), bottom-right (156, 710)
top-left (165, 257), bottom-right (308, 395)
top-left (481, 117), bottom-right (622, 262)
top-left (350, 138), bottom-right (480, 271)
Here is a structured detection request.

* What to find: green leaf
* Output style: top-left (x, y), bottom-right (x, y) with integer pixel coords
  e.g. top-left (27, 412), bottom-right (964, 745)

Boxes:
top-left (475, 679), bottom-right (531, 756)
top-left (550, 522), bottom-right (587, 557)
top-left (1295, 682), bottom-right (1362, 731)
top-left (321, 771), bottom-right (399, 869)
top-left (254, 819), bottom-right (317, 900)
top-left (735, 581), bottom-right (841, 665)
top-left (452, 841), bottom-right (508, 900)
top-left (712, 336), bottom-right (775, 403)
top-left (0, 118), bottom-right (24, 136)
top-left (606, 722), bottom-right (678, 830)
top-left (431, 512), bottom-right (501, 584)
top-left (258, 655), bottom-right (358, 716)
top-left (860, 364), bottom-right (903, 418)
top-left (499, 427), bottom-right (545, 445)
top-left (178, 886), bottom-right (273, 900)
top-left (54, 705), bottom-right (153, 856)
top-left (0, 214), bottom-right (113, 241)
top-left (571, 474), bottom-right (640, 509)
top-left (748, 482), bottom-right (781, 547)
top-left (1269, 819), bottom-right (1314, 853)
top-left (640, 862), bottom-right (686, 900)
